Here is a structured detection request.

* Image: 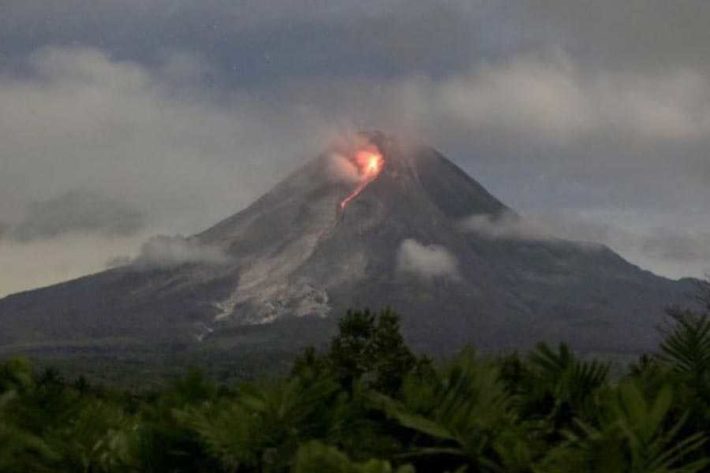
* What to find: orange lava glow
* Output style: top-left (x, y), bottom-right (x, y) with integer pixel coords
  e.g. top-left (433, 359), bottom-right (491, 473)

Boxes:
top-left (339, 148), bottom-right (384, 210)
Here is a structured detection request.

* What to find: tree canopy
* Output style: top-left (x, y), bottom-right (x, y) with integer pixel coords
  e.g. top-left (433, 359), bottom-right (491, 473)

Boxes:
top-left (1, 305), bottom-right (710, 472)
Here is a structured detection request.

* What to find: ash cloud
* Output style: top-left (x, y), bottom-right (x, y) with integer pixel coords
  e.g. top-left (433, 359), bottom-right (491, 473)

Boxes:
top-left (396, 239), bottom-right (459, 280)
top-left (132, 235), bottom-right (230, 269)
top-left (324, 134), bottom-right (382, 184)
top-left (10, 190), bottom-right (145, 241)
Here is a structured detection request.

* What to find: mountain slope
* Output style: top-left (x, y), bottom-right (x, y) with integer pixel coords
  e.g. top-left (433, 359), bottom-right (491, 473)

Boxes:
top-left (0, 132), bottom-right (695, 360)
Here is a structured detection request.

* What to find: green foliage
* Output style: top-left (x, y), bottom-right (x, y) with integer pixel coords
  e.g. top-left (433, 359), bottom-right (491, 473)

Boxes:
top-left (542, 382), bottom-right (707, 472)
top-left (660, 309), bottom-right (710, 389)
top-left (181, 376), bottom-right (339, 472)
top-left (0, 357), bottom-right (33, 393)
top-left (369, 350), bottom-right (518, 471)
top-left (325, 308), bottom-right (420, 395)
top-left (522, 343), bottom-right (610, 431)
top-left (292, 441), bottom-right (414, 473)
top-left (3, 301), bottom-right (710, 472)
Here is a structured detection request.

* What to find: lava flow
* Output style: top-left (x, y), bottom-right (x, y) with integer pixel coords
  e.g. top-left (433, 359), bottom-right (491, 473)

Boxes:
top-left (339, 148), bottom-right (385, 210)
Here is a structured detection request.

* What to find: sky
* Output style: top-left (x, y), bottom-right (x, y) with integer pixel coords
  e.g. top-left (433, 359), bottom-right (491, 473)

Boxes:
top-left (1, 0), bottom-right (710, 296)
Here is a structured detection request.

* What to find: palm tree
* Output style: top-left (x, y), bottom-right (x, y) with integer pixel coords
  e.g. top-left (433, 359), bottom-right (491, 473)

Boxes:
top-left (292, 441), bottom-right (414, 473)
top-left (520, 343), bottom-right (609, 433)
top-left (541, 381), bottom-right (707, 473)
top-left (368, 349), bottom-right (524, 472)
top-left (659, 308), bottom-right (710, 396)
top-left (181, 376), bottom-right (339, 472)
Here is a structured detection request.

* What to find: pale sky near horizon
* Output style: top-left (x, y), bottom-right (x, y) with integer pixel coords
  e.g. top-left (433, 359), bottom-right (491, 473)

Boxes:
top-left (2, 1), bottom-right (710, 296)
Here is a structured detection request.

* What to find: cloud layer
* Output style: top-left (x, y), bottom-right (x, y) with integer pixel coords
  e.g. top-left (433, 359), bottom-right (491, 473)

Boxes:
top-left (132, 235), bottom-right (230, 269)
top-left (460, 211), bottom-right (553, 242)
top-left (402, 54), bottom-right (710, 143)
top-left (460, 210), bottom-right (710, 280)
top-left (536, 213), bottom-right (710, 279)
top-left (9, 190), bottom-right (144, 241)
top-left (0, 47), bottom-right (334, 234)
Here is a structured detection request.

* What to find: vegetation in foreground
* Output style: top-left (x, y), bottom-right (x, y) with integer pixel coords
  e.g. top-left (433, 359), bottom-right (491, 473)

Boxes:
top-left (2, 287), bottom-right (710, 472)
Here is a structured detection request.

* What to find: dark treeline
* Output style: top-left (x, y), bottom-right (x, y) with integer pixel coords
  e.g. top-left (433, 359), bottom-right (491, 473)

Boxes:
top-left (2, 287), bottom-right (710, 472)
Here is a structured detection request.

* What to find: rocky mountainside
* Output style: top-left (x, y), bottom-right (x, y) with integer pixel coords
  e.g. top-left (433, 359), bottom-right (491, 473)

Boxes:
top-left (0, 132), bottom-right (695, 363)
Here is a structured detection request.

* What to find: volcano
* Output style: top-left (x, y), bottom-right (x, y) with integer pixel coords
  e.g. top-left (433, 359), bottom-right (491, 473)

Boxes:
top-left (0, 132), bottom-right (696, 367)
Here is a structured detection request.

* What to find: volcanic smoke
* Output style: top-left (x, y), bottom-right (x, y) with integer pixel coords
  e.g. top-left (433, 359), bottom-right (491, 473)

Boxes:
top-left (339, 148), bottom-right (384, 210)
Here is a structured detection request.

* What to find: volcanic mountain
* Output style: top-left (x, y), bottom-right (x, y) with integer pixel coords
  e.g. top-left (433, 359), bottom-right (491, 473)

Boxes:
top-left (0, 132), bottom-right (695, 366)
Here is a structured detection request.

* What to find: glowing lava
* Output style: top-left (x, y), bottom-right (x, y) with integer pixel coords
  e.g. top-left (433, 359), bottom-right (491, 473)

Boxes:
top-left (339, 148), bottom-right (384, 210)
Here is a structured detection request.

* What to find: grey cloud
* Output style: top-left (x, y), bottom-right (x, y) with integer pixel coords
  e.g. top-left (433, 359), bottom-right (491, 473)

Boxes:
top-left (459, 209), bottom-right (710, 279)
top-left (0, 233), bottom-right (147, 297)
top-left (10, 190), bottom-right (145, 241)
top-left (6, 0), bottom-right (710, 88)
top-left (0, 1), bottom-right (498, 86)
top-left (396, 239), bottom-right (459, 280)
top-left (0, 46), bottom-right (343, 295)
top-left (105, 255), bottom-right (132, 269)
top-left (132, 235), bottom-right (230, 269)
top-left (534, 214), bottom-right (710, 279)
top-left (460, 211), bottom-right (554, 242)
top-left (524, 0), bottom-right (710, 73)
top-left (0, 46), bottom-right (335, 237)
top-left (641, 231), bottom-right (710, 263)
top-left (285, 53), bottom-right (710, 231)
top-left (394, 53), bottom-right (710, 144)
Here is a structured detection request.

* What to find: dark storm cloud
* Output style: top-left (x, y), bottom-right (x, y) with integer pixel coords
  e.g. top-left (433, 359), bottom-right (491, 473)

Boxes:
top-left (10, 190), bottom-right (145, 241)
top-left (0, 0), bottom-right (506, 86)
top-left (4, 1), bottom-right (710, 84)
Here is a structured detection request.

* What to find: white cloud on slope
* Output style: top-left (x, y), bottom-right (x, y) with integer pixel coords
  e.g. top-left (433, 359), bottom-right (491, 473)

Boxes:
top-left (396, 239), bottom-right (459, 280)
top-left (132, 235), bottom-right (230, 269)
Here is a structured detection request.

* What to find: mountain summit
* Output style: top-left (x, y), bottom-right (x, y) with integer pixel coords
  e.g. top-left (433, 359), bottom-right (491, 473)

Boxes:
top-left (0, 132), bottom-right (694, 362)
